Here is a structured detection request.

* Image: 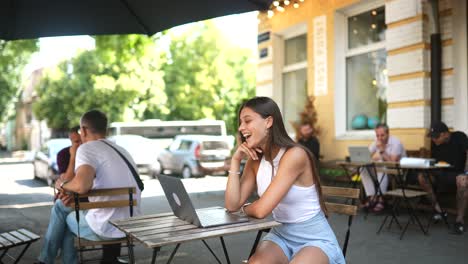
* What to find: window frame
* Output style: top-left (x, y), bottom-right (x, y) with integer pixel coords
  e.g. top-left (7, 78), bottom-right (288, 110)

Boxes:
top-left (273, 23), bottom-right (308, 135)
top-left (334, 0), bottom-right (385, 140)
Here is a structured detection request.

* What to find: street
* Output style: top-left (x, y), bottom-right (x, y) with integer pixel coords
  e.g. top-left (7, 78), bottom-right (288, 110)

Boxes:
top-left (2, 162), bottom-right (468, 263)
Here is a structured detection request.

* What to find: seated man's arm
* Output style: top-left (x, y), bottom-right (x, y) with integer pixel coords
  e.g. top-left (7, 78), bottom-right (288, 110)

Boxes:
top-left (56, 165), bottom-right (95, 194)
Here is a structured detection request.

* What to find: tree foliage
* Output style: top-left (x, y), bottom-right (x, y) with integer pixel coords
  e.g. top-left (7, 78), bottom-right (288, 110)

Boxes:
top-left (33, 22), bottom-right (256, 136)
top-left (33, 35), bottom-right (166, 131)
top-left (156, 21), bottom-right (256, 135)
top-left (0, 39), bottom-right (38, 120)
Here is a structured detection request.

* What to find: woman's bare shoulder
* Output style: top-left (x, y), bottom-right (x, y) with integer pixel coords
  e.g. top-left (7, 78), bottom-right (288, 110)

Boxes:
top-left (284, 146), bottom-right (308, 158)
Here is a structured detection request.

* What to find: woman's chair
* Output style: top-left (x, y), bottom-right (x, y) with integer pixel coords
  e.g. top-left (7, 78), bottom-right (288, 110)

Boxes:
top-left (322, 185), bottom-right (360, 258)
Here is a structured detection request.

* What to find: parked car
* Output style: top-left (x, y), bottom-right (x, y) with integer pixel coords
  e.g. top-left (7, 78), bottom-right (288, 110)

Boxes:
top-left (157, 135), bottom-right (232, 178)
top-left (33, 138), bottom-right (71, 185)
top-left (107, 135), bottom-right (162, 175)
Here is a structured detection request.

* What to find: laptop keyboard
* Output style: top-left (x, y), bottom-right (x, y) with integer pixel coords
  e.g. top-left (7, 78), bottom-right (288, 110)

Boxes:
top-left (196, 209), bottom-right (246, 226)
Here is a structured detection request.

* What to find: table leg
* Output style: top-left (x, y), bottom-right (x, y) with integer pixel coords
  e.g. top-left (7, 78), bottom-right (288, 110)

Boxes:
top-left (166, 244), bottom-right (180, 264)
top-left (151, 247), bottom-right (160, 264)
top-left (219, 236), bottom-right (231, 264)
top-left (13, 243), bottom-right (31, 264)
top-left (248, 228), bottom-right (269, 258)
top-left (127, 236), bottom-right (135, 264)
top-left (202, 239), bottom-right (222, 264)
top-left (1, 248), bottom-right (8, 263)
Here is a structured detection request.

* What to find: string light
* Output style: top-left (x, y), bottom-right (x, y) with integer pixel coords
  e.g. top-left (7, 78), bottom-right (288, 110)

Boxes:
top-left (276, 6), bottom-right (285, 12)
top-left (264, 0), bottom-right (304, 19)
top-left (268, 10), bottom-right (275, 18)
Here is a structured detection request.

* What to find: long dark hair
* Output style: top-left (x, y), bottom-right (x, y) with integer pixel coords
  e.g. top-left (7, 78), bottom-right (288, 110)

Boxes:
top-left (238, 97), bottom-right (327, 214)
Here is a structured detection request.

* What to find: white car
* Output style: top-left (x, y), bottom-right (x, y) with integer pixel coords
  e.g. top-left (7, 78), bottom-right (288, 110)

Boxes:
top-left (107, 135), bottom-right (162, 175)
top-left (33, 138), bottom-right (71, 185)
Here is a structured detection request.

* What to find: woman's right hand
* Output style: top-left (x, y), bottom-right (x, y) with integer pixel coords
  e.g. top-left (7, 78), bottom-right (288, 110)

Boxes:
top-left (232, 142), bottom-right (262, 162)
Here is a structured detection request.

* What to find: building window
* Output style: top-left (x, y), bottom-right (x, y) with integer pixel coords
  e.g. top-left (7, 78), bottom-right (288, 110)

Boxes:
top-left (345, 6), bottom-right (387, 130)
top-left (283, 34), bottom-right (307, 133)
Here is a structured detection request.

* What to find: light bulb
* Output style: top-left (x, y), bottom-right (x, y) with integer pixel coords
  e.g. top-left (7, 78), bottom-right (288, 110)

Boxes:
top-left (284, 0), bottom-right (290, 5)
top-left (268, 10), bottom-right (274, 18)
top-left (273, 1), bottom-right (280, 6)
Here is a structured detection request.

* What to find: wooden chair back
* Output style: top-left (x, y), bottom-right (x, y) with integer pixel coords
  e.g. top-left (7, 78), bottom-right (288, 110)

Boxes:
top-left (322, 186), bottom-right (360, 258)
top-left (72, 187), bottom-right (137, 263)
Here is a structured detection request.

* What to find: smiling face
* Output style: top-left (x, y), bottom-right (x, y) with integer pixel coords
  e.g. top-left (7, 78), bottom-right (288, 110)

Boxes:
top-left (238, 107), bottom-right (272, 149)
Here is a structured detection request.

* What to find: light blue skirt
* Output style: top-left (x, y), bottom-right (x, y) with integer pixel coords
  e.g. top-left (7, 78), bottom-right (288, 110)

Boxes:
top-left (263, 211), bottom-right (346, 264)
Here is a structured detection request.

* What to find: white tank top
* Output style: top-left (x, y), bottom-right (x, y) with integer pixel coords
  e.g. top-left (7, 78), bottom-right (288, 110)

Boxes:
top-left (256, 147), bottom-right (321, 223)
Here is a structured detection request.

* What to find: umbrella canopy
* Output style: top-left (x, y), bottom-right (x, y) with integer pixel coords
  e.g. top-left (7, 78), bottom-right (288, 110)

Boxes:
top-left (1, 0), bottom-right (272, 40)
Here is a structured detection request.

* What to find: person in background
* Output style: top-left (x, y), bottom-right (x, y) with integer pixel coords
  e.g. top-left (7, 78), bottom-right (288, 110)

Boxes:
top-left (54, 126), bottom-right (81, 205)
top-left (36, 110), bottom-right (142, 264)
top-left (36, 126), bottom-right (81, 264)
top-left (361, 123), bottom-right (406, 212)
top-left (297, 123), bottom-right (320, 161)
top-left (415, 121), bottom-right (468, 234)
top-left (225, 97), bottom-right (344, 264)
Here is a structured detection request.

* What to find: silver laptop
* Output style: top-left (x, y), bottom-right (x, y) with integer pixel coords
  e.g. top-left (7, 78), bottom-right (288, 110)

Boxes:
top-left (348, 146), bottom-right (372, 163)
top-left (158, 175), bottom-right (249, 228)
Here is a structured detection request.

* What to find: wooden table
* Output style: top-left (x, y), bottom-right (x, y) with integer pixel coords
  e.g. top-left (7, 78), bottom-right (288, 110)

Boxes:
top-left (111, 208), bottom-right (281, 264)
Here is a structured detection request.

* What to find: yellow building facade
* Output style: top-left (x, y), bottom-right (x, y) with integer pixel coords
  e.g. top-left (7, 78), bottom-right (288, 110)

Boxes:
top-left (256, 0), bottom-right (468, 160)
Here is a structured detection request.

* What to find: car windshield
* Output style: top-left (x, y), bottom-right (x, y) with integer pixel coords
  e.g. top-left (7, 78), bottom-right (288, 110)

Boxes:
top-left (202, 141), bottom-right (228, 150)
top-left (47, 139), bottom-right (71, 156)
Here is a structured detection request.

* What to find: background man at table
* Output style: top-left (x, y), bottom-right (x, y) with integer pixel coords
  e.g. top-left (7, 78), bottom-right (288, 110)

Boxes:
top-left (361, 123), bottom-right (407, 212)
top-left (36, 110), bottom-right (143, 264)
top-left (414, 121), bottom-right (468, 235)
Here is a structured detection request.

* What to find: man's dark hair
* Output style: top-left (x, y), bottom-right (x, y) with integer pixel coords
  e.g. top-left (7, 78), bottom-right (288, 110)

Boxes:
top-left (375, 123), bottom-right (389, 133)
top-left (69, 125), bottom-right (80, 134)
top-left (81, 110), bottom-right (108, 135)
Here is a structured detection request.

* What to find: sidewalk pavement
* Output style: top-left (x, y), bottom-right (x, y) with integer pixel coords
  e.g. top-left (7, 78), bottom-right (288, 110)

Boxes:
top-left (1, 180), bottom-right (468, 263)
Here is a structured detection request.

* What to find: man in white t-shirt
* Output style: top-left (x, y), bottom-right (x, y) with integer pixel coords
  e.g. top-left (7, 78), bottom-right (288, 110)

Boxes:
top-left (361, 123), bottom-right (406, 212)
top-left (35, 110), bottom-right (142, 264)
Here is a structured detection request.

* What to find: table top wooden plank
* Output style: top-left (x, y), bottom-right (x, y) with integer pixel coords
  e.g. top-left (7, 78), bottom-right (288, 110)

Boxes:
top-left (17, 229), bottom-right (40, 240)
top-left (123, 219), bottom-right (191, 233)
top-left (9, 231), bottom-right (30, 243)
top-left (0, 235), bottom-right (13, 248)
top-left (1, 232), bottom-right (21, 245)
top-left (144, 220), bottom-right (280, 248)
top-left (112, 212), bottom-right (175, 225)
top-left (112, 214), bottom-right (280, 249)
top-left (132, 223), bottom-right (198, 238)
top-left (115, 216), bottom-right (182, 229)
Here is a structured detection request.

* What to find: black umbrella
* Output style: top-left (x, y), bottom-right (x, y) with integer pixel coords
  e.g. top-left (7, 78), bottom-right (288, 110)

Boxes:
top-left (1, 0), bottom-right (272, 40)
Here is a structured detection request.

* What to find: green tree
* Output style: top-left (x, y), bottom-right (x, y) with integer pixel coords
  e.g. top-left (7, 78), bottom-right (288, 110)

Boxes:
top-left (0, 39), bottom-right (38, 120)
top-left (157, 22), bottom-right (256, 135)
top-left (33, 35), bottom-right (166, 131)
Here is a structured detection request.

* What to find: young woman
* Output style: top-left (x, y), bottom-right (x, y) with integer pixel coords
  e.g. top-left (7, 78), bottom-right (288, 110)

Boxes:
top-left (225, 97), bottom-right (345, 264)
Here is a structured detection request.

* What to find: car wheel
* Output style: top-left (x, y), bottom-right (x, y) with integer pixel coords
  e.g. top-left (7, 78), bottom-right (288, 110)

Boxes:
top-left (181, 166), bottom-right (192, 179)
top-left (33, 165), bottom-right (39, 180)
top-left (47, 177), bottom-right (54, 187)
top-left (47, 168), bottom-right (55, 186)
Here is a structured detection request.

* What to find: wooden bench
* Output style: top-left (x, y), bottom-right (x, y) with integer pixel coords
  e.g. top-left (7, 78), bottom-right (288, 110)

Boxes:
top-left (0, 228), bottom-right (40, 264)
